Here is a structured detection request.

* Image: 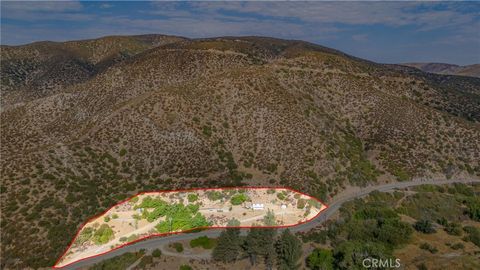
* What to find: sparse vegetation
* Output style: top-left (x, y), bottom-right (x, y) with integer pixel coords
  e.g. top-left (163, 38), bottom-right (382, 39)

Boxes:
top-left (89, 250), bottom-right (144, 270)
top-left (2, 34), bottom-right (479, 269)
top-left (302, 183), bottom-right (480, 269)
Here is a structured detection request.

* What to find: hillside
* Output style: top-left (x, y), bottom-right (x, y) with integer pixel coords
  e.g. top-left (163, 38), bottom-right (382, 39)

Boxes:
top-left (1, 35), bottom-right (480, 269)
top-left (403, 62), bottom-right (480, 78)
top-left (0, 34), bottom-right (186, 105)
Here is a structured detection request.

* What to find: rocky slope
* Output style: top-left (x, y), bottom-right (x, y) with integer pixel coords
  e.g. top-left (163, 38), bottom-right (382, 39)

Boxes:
top-left (1, 35), bottom-right (479, 268)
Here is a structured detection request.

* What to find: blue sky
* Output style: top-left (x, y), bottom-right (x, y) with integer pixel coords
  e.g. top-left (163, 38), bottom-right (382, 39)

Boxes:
top-left (1, 1), bottom-right (479, 65)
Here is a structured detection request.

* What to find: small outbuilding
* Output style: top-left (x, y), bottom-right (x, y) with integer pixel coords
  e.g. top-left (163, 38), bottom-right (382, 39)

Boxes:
top-left (252, 203), bottom-right (265, 210)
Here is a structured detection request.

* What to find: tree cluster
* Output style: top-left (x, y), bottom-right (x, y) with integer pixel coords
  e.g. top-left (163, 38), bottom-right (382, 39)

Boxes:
top-left (213, 228), bottom-right (303, 270)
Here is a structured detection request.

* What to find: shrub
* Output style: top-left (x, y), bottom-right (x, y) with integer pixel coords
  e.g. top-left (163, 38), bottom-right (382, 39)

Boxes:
top-left (451, 243), bottom-right (464, 250)
top-left (187, 193), bottom-right (198, 203)
top-left (172, 242), bottom-right (184, 252)
top-left (419, 243), bottom-right (438, 253)
top-left (230, 193), bottom-right (248, 205)
top-left (463, 226), bottom-right (480, 247)
top-left (207, 191), bottom-right (223, 201)
top-left (93, 224), bottom-right (114, 245)
top-left (130, 196), bottom-right (139, 204)
top-left (444, 222), bottom-right (462, 236)
top-left (297, 199), bottom-right (306, 209)
top-left (76, 227), bottom-right (94, 245)
top-left (152, 248), bottom-right (162, 257)
top-left (127, 234), bottom-right (139, 242)
top-left (227, 218), bottom-right (241, 227)
top-left (263, 210), bottom-right (276, 226)
top-left (466, 199), bottom-right (480, 221)
top-left (179, 265), bottom-right (192, 270)
top-left (202, 125), bottom-right (212, 137)
top-left (90, 251), bottom-right (142, 270)
top-left (137, 255), bottom-right (153, 268)
top-left (190, 236), bottom-right (216, 249)
top-left (417, 263), bottom-right (428, 270)
top-left (413, 219), bottom-right (436, 234)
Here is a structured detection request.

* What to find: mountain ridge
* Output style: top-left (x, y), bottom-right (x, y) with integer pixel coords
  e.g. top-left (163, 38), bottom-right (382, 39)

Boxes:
top-left (1, 34), bottom-right (479, 269)
top-left (402, 62), bottom-right (480, 78)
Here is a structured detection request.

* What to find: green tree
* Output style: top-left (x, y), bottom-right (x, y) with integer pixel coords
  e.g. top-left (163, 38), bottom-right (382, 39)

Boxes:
top-left (307, 248), bottom-right (334, 270)
top-left (212, 228), bottom-right (242, 263)
top-left (244, 228), bottom-right (277, 266)
top-left (375, 218), bottom-right (413, 247)
top-left (333, 241), bottom-right (391, 270)
top-left (276, 229), bottom-right (302, 270)
top-left (152, 248), bottom-right (162, 257)
top-left (263, 210), bottom-right (276, 226)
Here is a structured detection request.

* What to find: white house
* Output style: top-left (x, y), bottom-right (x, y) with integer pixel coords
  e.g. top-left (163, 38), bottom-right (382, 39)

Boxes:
top-left (252, 203), bottom-right (265, 210)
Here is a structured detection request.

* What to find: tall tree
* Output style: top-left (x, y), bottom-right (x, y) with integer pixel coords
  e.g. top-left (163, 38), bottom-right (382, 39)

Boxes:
top-left (275, 229), bottom-right (302, 270)
top-left (244, 228), bottom-right (277, 266)
top-left (263, 209), bottom-right (276, 226)
top-left (212, 228), bottom-right (241, 263)
top-left (306, 248), bottom-right (334, 270)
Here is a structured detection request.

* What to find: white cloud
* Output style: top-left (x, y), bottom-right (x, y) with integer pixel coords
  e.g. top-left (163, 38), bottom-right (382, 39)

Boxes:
top-left (100, 4), bottom-right (113, 9)
top-left (3, 0), bottom-right (82, 13)
top-left (189, 1), bottom-right (477, 31)
top-left (1, 0), bottom-right (89, 21)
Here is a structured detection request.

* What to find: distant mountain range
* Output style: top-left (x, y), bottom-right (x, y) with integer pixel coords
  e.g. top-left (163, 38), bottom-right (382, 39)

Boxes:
top-left (402, 62), bottom-right (480, 78)
top-left (1, 34), bottom-right (479, 269)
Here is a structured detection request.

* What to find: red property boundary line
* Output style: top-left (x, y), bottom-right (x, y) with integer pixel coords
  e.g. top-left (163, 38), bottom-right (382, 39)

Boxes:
top-left (53, 186), bottom-right (329, 269)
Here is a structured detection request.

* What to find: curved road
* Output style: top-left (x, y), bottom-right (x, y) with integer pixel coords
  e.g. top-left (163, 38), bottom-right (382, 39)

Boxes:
top-left (60, 178), bottom-right (479, 269)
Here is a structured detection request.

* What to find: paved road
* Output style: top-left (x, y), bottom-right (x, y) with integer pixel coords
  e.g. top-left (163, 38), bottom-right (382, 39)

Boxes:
top-left (60, 178), bottom-right (479, 269)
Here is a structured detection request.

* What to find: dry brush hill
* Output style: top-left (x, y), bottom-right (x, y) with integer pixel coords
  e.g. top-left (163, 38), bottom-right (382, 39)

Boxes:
top-left (403, 62), bottom-right (480, 78)
top-left (1, 35), bottom-right (480, 269)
